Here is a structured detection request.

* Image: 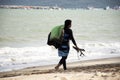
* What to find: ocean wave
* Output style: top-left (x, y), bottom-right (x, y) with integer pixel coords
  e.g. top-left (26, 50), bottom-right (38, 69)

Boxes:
top-left (0, 42), bottom-right (120, 72)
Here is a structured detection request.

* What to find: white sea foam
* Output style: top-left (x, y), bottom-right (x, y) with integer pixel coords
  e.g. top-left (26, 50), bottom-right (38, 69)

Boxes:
top-left (0, 42), bottom-right (120, 72)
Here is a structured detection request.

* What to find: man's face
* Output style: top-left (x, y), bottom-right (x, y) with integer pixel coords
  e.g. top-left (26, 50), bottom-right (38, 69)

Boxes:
top-left (69, 23), bottom-right (72, 28)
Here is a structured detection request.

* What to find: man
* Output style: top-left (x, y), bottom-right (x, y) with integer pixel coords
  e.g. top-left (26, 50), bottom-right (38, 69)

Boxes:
top-left (55, 19), bottom-right (80, 70)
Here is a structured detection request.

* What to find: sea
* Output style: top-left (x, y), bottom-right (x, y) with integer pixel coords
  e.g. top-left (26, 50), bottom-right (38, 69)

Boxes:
top-left (0, 8), bottom-right (120, 72)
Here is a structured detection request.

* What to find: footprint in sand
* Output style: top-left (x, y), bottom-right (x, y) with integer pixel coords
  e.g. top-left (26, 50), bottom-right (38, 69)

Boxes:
top-left (60, 77), bottom-right (67, 80)
top-left (53, 76), bottom-right (67, 80)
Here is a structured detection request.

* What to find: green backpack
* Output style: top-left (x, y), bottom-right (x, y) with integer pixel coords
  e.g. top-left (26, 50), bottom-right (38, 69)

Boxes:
top-left (47, 25), bottom-right (64, 48)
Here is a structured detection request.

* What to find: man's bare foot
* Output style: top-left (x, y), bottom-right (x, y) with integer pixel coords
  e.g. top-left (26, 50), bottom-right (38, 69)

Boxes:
top-left (55, 66), bottom-right (59, 70)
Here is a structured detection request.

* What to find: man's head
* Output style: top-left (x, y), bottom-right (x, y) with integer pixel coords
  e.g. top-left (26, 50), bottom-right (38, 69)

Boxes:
top-left (64, 19), bottom-right (72, 29)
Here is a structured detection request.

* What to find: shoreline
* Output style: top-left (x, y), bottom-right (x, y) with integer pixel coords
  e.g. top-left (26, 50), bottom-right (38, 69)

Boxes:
top-left (0, 5), bottom-right (120, 10)
top-left (0, 5), bottom-right (63, 10)
top-left (0, 57), bottom-right (120, 79)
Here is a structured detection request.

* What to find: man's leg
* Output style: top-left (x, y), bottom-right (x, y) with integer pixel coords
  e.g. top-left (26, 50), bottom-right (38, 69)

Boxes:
top-left (55, 56), bottom-right (67, 70)
top-left (62, 56), bottom-right (67, 70)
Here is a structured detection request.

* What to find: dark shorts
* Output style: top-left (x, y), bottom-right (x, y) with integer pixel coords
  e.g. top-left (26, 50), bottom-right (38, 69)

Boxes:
top-left (58, 45), bottom-right (69, 57)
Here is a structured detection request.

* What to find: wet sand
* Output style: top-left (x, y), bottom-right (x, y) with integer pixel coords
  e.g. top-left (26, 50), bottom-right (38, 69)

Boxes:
top-left (0, 57), bottom-right (120, 80)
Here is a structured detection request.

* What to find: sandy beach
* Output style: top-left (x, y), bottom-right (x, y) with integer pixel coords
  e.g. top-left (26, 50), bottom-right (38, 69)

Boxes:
top-left (0, 57), bottom-right (120, 80)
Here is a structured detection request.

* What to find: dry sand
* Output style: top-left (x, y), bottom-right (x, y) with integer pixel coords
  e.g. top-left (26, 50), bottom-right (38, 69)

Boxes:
top-left (0, 57), bottom-right (120, 80)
